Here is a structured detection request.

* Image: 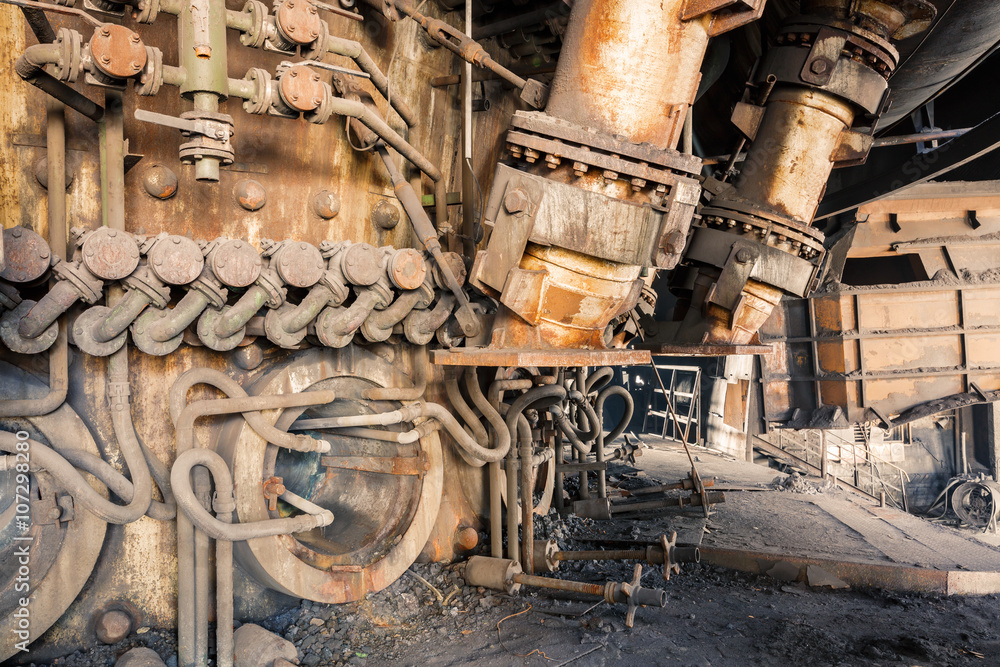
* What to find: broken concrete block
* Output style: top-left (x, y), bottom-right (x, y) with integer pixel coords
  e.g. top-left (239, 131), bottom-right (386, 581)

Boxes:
top-left (806, 565), bottom-right (849, 589)
top-left (765, 561), bottom-right (801, 582)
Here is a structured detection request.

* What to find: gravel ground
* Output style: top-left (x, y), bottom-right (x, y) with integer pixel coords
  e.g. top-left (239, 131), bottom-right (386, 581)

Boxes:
top-left (22, 461), bottom-right (1000, 667)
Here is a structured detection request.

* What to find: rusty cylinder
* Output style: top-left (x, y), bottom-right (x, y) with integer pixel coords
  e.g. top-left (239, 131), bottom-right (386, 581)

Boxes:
top-left (733, 88), bottom-right (856, 224)
top-left (545, 0), bottom-right (712, 149)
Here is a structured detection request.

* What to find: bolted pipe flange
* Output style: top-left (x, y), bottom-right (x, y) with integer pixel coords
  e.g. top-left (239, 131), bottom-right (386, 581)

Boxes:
top-left (242, 68), bottom-right (275, 115)
top-left (197, 306), bottom-right (247, 352)
top-left (0, 300), bottom-right (58, 353)
top-left (386, 249), bottom-right (427, 291)
top-left (239, 0), bottom-right (269, 48)
top-left (72, 306), bottom-right (128, 356)
top-left (274, 0), bottom-right (323, 46)
top-left (89, 24), bottom-right (146, 81)
top-left (0, 227), bottom-right (51, 284)
top-left (338, 242), bottom-right (383, 287)
top-left (82, 227), bottom-right (140, 281)
top-left (146, 235), bottom-right (203, 285)
top-left (277, 65), bottom-right (325, 114)
top-left (431, 252), bottom-right (467, 290)
top-left (210, 239), bottom-right (262, 287)
top-left (274, 241), bottom-right (325, 288)
top-left (532, 539), bottom-right (560, 573)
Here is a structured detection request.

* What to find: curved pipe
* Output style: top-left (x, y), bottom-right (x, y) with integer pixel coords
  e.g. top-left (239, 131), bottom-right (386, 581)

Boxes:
top-left (596, 385), bottom-right (634, 445)
top-left (170, 448), bottom-right (333, 541)
top-left (15, 43), bottom-right (104, 122)
top-left (585, 367), bottom-right (614, 395)
top-left (146, 289), bottom-right (212, 341)
top-left (364, 345), bottom-right (427, 401)
top-left (57, 448), bottom-right (175, 521)
top-left (329, 96), bottom-right (441, 181)
top-left (568, 390), bottom-right (601, 442)
top-left (403, 293), bottom-right (456, 345)
top-left (550, 404), bottom-right (591, 456)
top-left (105, 346), bottom-right (154, 523)
top-left (214, 282), bottom-right (274, 338)
top-left (326, 35), bottom-right (416, 128)
top-left (0, 432), bottom-right (149, 524)
top-left (169, 368), bottom-right (331, 454)
top-left (277, 284), bottom-right (338, 335)
top-left (361, 287), bottom-right (432, 343)
top-left (445, 371), bottom-right (489, 469)
top-left (316, 289), bottom-right (383, 347)
top-left (94, 289), bottom-right (150, 342)
top-left (19, 279), bottom-right (83, 339)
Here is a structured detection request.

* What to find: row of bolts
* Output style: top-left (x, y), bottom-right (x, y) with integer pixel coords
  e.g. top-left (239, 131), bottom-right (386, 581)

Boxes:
top-left (0, 225), bottom-right (470, 357)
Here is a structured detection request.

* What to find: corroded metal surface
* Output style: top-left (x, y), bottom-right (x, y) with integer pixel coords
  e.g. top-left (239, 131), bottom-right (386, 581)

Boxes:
top-left (430, 347), bottom-right (651, 368)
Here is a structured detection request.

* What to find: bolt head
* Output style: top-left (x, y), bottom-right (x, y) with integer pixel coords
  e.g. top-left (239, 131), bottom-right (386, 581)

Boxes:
top-left (736, 248), bottom-right (754, 264)
top-left (810, 59), bottom-right (830, 75)
top-left (503, 189), bottom-right (529, 214)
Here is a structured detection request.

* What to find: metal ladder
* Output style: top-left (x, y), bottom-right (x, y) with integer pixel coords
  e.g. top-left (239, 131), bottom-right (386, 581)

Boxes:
top-left (642, 362), bottom-right (702, 445)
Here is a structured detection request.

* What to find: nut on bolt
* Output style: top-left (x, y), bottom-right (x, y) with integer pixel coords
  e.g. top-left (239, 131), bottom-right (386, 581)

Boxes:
top-left (142, 165), bottom-right (178, 200)
top-left (503, 188), bottom-right (529, 214)
top-left (312, 190), bottom-right (341, 219)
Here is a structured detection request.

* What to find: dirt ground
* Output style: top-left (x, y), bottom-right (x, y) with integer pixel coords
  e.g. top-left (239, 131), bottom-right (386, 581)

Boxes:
top-left (23, 442), bottom-right (1000, 667)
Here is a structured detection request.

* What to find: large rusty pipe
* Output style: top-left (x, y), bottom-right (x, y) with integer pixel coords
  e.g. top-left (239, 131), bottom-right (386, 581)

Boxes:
top-left (733, 88), bottom-right (856, 224)
top-left (14, 44), bottom-right (104, 122)
top-left (545, 0), bottom-right (712, 149)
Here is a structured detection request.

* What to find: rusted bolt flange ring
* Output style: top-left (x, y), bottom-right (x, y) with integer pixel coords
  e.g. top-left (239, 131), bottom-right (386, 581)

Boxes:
top-left (275, 242), bottom-right (325, 288)
top-left (148, 235), bottom-right (204, 285)
top-left (90, 24), bottom-right (147, 80)
top-left (340, 243), bottom-right (382, 286)
top-left (211, 240), bottom-right (262, 288)
top-left (82, 227), bottom-right (140, 280)
top-left (387, 249), bottom-right (426, 291)
top-left (0, 227), bottom-right (51, 283)
top-left (278, 65), bottom-right (325, 113)
top-left (276, 0), bottom-right (322, 45)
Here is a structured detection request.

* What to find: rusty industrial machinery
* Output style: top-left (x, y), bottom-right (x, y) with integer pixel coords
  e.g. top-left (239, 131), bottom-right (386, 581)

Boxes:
top-left (5, 0), bottom-right (1000, 663)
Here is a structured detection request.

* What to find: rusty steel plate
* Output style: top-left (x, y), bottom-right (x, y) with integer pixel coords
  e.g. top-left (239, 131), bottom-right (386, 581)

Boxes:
top-left (340, 243), bottom-right (382, 286)
top-left (90, 24), bottom-right (147, 80)
top-left (211, 239), bottom-right (262, 287)
top-left (274, 241), bottom-right (325, 288)
top-left (278, 66), bottom-right (325, 113)
top-left (276, 0), bottom-right (323, 45)
top-left (387, 249), bottom-right (427, 291)
top-left (0, 227), bottom-right (50, 283)
top-left (430, 347), bottom-right (652, 367)
top-left (634, 343), bottom-right (773, 356)
top-left (148, 235), bottom-right (204, 285)
top-left (81, 227), bottom-right (140, 280)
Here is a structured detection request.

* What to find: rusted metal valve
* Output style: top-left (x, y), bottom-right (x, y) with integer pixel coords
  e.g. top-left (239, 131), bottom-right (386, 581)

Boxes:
top-left (464, 556), bottom-right (667, 628)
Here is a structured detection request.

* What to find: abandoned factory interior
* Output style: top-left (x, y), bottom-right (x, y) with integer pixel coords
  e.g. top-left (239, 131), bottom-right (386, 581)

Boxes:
top-left (6, 0), bottom-right (1000, 664)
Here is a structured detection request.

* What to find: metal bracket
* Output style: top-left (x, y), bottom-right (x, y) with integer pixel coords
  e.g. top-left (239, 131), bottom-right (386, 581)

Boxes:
top-left (32, 493), bottom-right (75, 525)
top-left (321, 452), bottom-right (430, 479)
top-left (705, 243), bottom-right (759, 328)
top-left (800, 27), bottom-right (848, 87)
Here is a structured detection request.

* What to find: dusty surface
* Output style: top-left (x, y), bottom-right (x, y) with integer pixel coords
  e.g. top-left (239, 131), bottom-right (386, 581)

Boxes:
top-left (24, 439), bottom-right (1000, 667)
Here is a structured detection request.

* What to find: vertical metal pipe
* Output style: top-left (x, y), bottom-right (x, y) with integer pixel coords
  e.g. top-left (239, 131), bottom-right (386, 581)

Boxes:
top-left (545, 0), bottom-right (712, 149)
top-left (460, 0), bottom-right (475, 259)
top-left (506, 454), bottom-right (518, 563)
top-left (520, 437), bottom-right (534, 574)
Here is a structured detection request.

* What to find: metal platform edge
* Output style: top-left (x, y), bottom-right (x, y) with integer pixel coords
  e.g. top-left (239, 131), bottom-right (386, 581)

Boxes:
top-left (634, 343), bottom-right (773, 356)
top-left (430, 347), bottom-right (653, 367)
